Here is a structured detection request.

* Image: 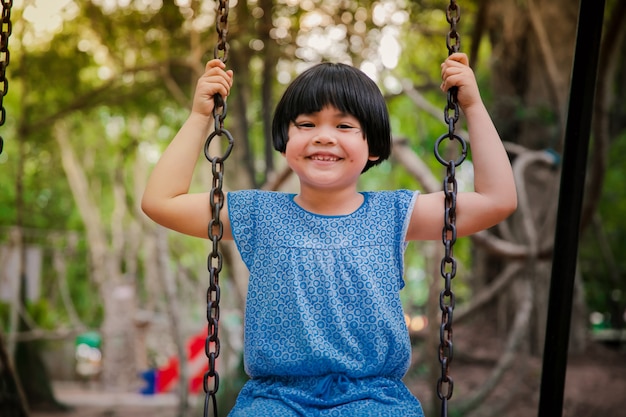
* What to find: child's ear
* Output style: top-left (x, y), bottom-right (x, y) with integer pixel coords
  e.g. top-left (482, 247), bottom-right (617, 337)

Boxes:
top-left (368, 155), bottom-right (380, 161)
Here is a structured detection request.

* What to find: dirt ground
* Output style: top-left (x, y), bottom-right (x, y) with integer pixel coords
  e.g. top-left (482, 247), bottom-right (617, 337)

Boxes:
top-left (30, 333), bottom-right (626, 417)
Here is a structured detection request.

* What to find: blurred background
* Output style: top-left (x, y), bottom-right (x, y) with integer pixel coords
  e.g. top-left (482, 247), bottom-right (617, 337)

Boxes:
top-left (0, 0), bottom-right (625, 416)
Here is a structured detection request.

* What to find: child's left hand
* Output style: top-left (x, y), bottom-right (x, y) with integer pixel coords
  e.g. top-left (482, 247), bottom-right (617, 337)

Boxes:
top-left (440, 52), bottom-right (482, 111)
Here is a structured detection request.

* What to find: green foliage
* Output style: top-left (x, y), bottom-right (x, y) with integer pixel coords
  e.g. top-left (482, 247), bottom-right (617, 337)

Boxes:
top-left (579, 130), bottom-right (626, 328)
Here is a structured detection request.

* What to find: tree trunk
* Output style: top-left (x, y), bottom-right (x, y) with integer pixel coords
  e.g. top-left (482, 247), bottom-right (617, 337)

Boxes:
top-left (11, 129), bottom-right (60, 411)
top-left (483, 0), bottom-right (585, 355)
top-left (0, 332), bottom-right (29, 417)
top-left (55, 122), bottom-right (139, 391)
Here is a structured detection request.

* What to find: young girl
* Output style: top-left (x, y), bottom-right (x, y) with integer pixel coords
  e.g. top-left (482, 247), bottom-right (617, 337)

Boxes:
top-left (142, 54), bottom-right (517, 416)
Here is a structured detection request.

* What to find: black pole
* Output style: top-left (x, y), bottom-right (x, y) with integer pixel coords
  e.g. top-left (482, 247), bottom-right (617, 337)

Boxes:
top-left (537, 1), bottom-right (606, 416)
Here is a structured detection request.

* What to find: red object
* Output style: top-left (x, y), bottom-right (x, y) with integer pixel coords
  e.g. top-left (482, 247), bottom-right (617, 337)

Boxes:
top-left (156, 356), bottom-right (179, 393)
top-left (147, 331), bottom-right (210, 394)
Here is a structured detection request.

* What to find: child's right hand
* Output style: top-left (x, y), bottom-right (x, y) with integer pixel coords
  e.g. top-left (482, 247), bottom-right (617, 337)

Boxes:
top-left (440, 52), bottom-right (481, 112)
top-left (191, 59), bottom-right (234, 118)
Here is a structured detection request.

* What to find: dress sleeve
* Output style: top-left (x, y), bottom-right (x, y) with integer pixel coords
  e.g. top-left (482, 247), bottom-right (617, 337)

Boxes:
top-left (227, 190), bottom-right (257, 268)
top-left (399, 189), bottom-right (420, 243)
top-left (395, 189), bottom-right (420, 289)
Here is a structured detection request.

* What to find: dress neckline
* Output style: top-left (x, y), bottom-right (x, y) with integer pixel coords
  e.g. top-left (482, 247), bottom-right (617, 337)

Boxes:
top-left (289, 192), bottom-right (368, 218)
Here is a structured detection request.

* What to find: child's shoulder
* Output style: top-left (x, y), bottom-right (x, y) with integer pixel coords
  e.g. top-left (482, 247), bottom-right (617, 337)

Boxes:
top-left (363, 189), bottom-right (418, 201)
top-left (362, 189), bottom-right (419, 214)
top-left (228, 189), bottom-right (292, 199)
top-left (227, 189), bottom-right (294, 210)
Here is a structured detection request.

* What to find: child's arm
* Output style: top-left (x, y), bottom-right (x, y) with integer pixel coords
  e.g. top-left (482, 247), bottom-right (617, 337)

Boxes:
top-left (407, 52), bottom-right (517, 241)
top-left (141, 59), bottom-right (234, 239)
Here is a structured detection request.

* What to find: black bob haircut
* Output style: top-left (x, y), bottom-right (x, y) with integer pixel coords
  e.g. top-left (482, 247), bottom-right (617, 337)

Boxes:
top-left (271, 62), bottom-right (392, 173)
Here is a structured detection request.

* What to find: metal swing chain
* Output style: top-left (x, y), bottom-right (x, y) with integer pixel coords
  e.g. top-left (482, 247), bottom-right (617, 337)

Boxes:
top-left (203, 1), bottom-right (232, 417)
top-left (433, 1), bottom-right (467, 416)
top-left (0, 0), bottom-right (13, 155)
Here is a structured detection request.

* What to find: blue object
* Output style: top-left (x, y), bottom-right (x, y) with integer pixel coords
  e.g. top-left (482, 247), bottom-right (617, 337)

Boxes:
top-left (227, 190), bottom-right (424, 416)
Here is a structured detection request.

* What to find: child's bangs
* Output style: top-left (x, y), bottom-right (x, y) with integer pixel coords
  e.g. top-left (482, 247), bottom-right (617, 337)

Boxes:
top-left (286, 67), bottom-right (363, 120)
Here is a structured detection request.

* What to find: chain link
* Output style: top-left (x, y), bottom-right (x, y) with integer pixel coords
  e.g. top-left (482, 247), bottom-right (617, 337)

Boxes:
top-left (0, 0), bottom-right (13, 155)
top-left (203, 1), bottom-right (232, 416)
top-left (445, 0), bottom-right (460, 55)
top-left (214, 0), bottom-right (230, 64)
top-left (433, 1), bottom-right (466, 416)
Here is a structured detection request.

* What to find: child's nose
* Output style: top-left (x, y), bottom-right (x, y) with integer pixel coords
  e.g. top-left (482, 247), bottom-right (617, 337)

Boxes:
top-left (313, 129), bottom-right (336, 144)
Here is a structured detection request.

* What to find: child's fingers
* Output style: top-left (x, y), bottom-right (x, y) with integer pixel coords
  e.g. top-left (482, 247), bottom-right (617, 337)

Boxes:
top-left (205, 58), bottom-right (226, 72)
top-left (446, 52), bottom-right (469, 66)
top-left (203, 59), bottom-right (233, 88)
top-left (439, 54), bottom-right (481, 108)
top-left (199, 77), bottom-right (230, 101)
top-left (199, 64), bottom-right (233, 96)
top-left (191, 63), bottom-right (234, 115)
top-left (440, 54), bottom-right (468, 78)
top-left (440, 65), bottom-right (466, 91)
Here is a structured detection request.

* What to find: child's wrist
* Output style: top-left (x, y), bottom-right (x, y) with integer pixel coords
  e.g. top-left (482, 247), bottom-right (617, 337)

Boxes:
top-left (185, 112), bottom-right (214, 141)
top-left (461, 100), bottom-right (486, 117)
top-left (188, 111), bottom-right (213, 126)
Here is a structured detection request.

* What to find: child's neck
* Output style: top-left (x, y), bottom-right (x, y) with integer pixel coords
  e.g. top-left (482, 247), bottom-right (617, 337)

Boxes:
top-left (294, 189), bottom-right (364, 216)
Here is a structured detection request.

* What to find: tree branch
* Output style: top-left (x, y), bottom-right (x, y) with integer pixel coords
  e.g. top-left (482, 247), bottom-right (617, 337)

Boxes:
top-left (458, 278), bottom-right (533, 415)
top-left (400, 79), bottom-right (469, 139)
top-left (454, 261), bottom-right (525, 323)
top-left (391, 137), bottom-right (440, 193)
top-left (526, 0), bottom-right (566, 133)
top-left (29, 60), bottom-right (187, 135)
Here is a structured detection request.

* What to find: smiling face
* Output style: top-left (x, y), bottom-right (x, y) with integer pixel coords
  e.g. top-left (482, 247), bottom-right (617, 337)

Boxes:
top-left (283, 106), bottom-right (379, 192)
top-left (272, 62), bottom-right (392, 174)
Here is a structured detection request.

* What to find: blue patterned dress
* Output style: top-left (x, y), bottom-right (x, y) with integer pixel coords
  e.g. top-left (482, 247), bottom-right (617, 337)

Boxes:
top-left (227, 189), bottom-right (424, 417)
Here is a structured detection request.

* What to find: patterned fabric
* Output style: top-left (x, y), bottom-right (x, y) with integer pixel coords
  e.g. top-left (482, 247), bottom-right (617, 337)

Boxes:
top-left (227, 190), bottom-right (424, 416)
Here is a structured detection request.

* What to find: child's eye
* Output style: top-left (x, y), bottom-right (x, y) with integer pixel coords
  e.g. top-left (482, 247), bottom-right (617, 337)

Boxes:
top-left (296, 122), bottom-right (314, 128)
top-left (337, 123), bottom-right (360, 131)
